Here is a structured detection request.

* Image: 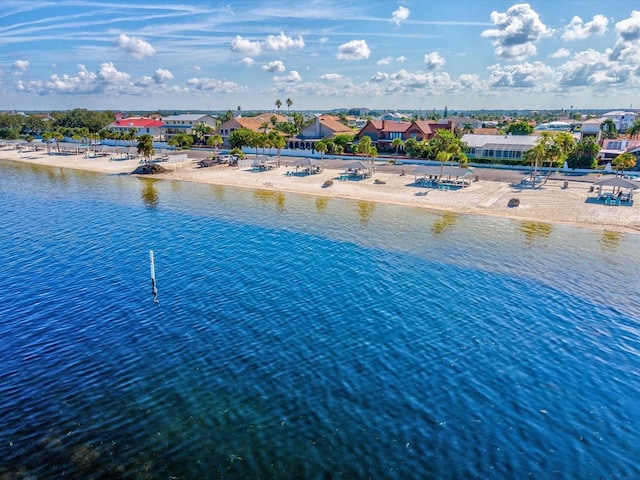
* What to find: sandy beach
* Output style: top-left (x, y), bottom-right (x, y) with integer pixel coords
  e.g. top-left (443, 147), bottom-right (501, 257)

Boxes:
top-left (2, 145), bottom-right (639, 234)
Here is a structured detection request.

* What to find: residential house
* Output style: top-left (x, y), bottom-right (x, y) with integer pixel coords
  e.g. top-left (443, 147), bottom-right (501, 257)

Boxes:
top-left (216, 114), bottom-right (287, 146)
top-left (439, 116), bottom-right (483, 130)
top-left (597, 138), bottom-right (640, 162)
top-left (579, 118), bottom-right (603, 142)
top-left (162, 114), bottom-right (217, 140)
top-left (291, 115), bottom-right (353, 149)
top-left (356, 120), bottom-right (453, 151)
top-left (601, 111), bottom-right (637, 133)
top-left (106, 114), bottom-right (164, 139)
top-left (461, 134), bottom-right (539, 161)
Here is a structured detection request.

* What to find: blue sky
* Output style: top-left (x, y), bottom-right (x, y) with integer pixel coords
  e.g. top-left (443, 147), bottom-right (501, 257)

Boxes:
top-left (1, 1), bottom-right (639, 112)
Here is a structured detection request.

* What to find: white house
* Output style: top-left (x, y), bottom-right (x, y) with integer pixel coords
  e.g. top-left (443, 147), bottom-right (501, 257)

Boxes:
top-left (461, 134), bottom-right (539, 161)
top-left (600, 111), bottom-right (637, 132)
top-left (162, 114), bottom-right (217, 140)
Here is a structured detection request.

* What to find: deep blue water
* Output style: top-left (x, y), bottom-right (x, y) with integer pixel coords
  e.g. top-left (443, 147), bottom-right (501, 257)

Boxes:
top-left (1, 159), bottom-right (639, 479)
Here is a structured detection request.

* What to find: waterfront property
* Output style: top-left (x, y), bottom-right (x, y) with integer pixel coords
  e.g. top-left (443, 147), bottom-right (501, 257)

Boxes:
top-left (461, 133), bottom-right (539, 162)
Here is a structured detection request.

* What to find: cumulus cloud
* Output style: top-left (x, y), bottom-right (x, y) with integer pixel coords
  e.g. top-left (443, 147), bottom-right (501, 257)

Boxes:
top-left (391, 6), bottom-right (410, 26)
top-left (319, 37), bottom-right (329, 43)
top-left (231, 36), bottom-right (262, 56)
top-left (17, 63), bottom-right (134, 96)
top-left (487, 61), bottom-right (555, 89)
top-left (262, 60), bottom-right (285, 72)
top-left (562, 15), bottom-right (609, 40)
top-left (481, 4), bottom-right (551, 61)
top-left (153, 68), bottom-right (173, 84)
top-left (610, 10), bottom-right (640, 62)
top-left (13, 59), bottom-right (29, 72)
top-left (559, 49), bottom-right (633, 87)
top-left (240, 57), bottom-right (254, 66)
top-left (273, 70), bottom-right (302, 83)
top-left (97, 62), bottom-right (130, 83)
top-left (369, 72), bottom-right (389, 82)
top-left (264, 31), bottom-right (305, 51)
top-left (115, 34), bottom-right (155, 59)
top-left (396, 55), bottom-right (407, 63)
top-left (186, 77), bottom-right (246, 93)
top-left (231, 32), bottom-right (304, 56)
top-left (337, 39), bottom-right (371, 60)
top-left (424, 52), bottom-right (445, 70)
top-left (320, 73), bottom-right (344, 81)
top-left (549, 48), bottom-right (571, 58)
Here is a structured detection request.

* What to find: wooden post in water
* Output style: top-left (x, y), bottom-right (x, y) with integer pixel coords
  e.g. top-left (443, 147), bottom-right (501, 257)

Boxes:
top-left (150, 250), bottom-right (159, 304)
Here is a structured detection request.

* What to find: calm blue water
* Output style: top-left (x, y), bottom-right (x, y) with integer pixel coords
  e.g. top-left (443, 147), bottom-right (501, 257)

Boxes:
top-left (1, 159), bottom-right (639, 479)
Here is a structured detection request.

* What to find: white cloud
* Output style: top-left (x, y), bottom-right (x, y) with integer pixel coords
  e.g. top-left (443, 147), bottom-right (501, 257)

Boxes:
top-left (264, 31), bottom-right (305, 51)
top-left (559, 49), bottom-right (633, 87)
top-left (396, 56), bottom-right (407, 63)
top-left (337, 39), bottom-right (371, 60)
top-left (153, 68), bottom-right (173, 84)
top-left (97, 62), bottom-right (130, 84)
top-left (320, 73), bottom-right (344, 81)
top-left (481, 4), bottom-right (551, 61)
top-left (13, 60), bottom-right (29, 72)
top-left (115, 34), bottom-right (155, 59)
top-left (186, 77), bottom-right (246, 93)
top-left (391, 6), bottom-right (410, 26)
top-left (240, 57), bottom-right (255, 66)
top-left (369, 72), bottom-right (389, 82)
top-left (549, 48), bottom-right (571, 58)
top-left (193, 65), bottom-right (201, 72)
top-left (487, 61), bottom-right (555, 89)
top-left (610, 11), bottom-right (640, 62)
top-left (319, 37), bottom-right (329, 43)
top-left (262, 60), bottom-right (285, 72)
top-left (424, 52), bottom-right (445, 70)
top-left (231, 36), bottom-right (262, 56)
top-left (273, 70), bottom-right (302, 83)
top-left (562, 15), bottom-right (609, 40)
top-left (377, 56), bottom-right (393, 66)
top-left (231, 32), bottom-right (304, 57)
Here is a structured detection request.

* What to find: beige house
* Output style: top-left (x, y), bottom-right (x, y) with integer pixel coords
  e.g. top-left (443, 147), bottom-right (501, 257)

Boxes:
top-left (162, 114), bottom-right (217, 140)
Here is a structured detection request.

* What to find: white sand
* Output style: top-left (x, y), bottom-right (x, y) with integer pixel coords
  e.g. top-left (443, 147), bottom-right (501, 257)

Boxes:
top-left (3, 146), bottom-right (639, 234)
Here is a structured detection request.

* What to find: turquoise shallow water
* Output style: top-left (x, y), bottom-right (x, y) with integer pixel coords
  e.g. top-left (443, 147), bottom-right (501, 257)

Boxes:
top-left (1, 159), bottom-right (639, 479)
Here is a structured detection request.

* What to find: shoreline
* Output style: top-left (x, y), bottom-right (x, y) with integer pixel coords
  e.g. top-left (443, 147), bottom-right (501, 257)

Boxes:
top-left (2, 146), bottom-right (639, 234)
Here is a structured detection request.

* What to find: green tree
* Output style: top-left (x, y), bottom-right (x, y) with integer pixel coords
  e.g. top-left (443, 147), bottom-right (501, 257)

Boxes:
top-left (168, 133), bottom-right (193, 149)
top-left (51, 131), bottom-right (64, 154)
top-left (137, 134), bottom-right (155, 163)
top-left (124, 127), bottom-right (138, 146)
top-left (600, 118), bottom-right (618, 139)
top-left (193, 123), bottom-right (213, 144)
top-left (207, 133), bottom-right (223, 153)
top-left (625, 119), bottom-right (640, 139)
top-left (566, 137), bottom-right (600, 169)
top-left (505, 120), bottom-right (534, 136)
top-left (403, 137), bottom-right (420, 158)
top-left (315, 140), bottom-right (328, 160)
top-left (355, 135), bottom-right (373, 162)
top-left (391, 137), bottom-right (404, 163)
top-left (275, 99), bottom-right (282, 112)
top-left (462, 123), bottom-right (474, 135)
top-left (612, 152), bottom-right (636, 175)
top-left (228, 128), bottom-right (255, 149)
top-left (286, 98), bottom-right (293, 113)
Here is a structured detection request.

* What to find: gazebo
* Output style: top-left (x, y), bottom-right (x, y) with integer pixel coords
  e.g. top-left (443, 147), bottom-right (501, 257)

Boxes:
top-left (592, 176), bottom-right (640, 204)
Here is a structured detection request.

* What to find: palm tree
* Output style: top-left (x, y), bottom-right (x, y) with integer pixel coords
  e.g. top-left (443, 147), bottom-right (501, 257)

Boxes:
top-left (51, 131), bottom-right (64, 154)
top-left (207, 133), bottom-right (223, 153)
top-left (626, 119), bottom-right (640, 139)
top-left (462, 123), bottom-right (474, 135)
top-left (137, 134), bottom-right (155, 163)
top-left (391, 138), bottom-right (404, 163)
top-left (275, 99), bottom-right (282, 112)
top-left (286, 98), bottom-right (293, 113)
top-left (600, 118), bottom-right (618, 139)
top-left (315, 140), bottom-right (327, 161)
top-left (42, 131), bottom-right (53, 154)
